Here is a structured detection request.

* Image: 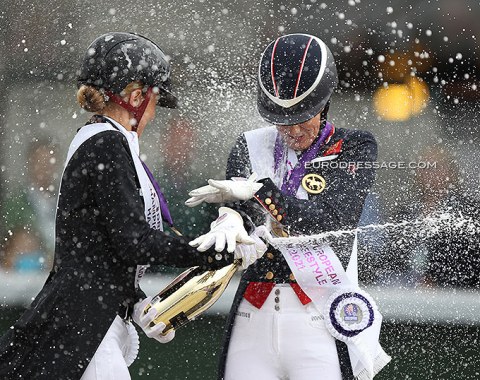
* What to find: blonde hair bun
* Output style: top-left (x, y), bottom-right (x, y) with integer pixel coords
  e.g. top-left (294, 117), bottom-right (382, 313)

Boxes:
top-left (76, 85), bottom-right (106, 112)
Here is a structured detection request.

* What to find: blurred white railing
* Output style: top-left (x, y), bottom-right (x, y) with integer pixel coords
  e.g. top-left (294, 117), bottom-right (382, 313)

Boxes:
top-left (1, 271), bottom-right (479, 325)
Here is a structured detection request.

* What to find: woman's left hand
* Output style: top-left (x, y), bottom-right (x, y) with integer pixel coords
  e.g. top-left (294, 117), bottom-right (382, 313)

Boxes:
top-left (132, 297), bottom-right (175, 344)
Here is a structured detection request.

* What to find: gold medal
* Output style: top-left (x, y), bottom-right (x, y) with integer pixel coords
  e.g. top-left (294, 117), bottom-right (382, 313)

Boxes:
top-left (301, 173), bottom-right (326, 194)
top-left (271, 221), bottom-right (289, 237)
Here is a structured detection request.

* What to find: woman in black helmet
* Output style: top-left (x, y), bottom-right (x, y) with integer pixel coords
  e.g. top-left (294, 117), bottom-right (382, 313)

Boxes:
top-left (0, 32), bottom-right (259, 380)
top-left (186, 34), bottom-right (390, 379)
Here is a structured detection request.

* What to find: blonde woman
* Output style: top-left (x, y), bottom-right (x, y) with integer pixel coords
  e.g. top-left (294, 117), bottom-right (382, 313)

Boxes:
top-left (0, 32), bottom-right (259, 380)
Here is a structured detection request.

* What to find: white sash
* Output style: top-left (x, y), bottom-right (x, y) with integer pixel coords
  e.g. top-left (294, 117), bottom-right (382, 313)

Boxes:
top-left (244, 127), bottom-right (308, 199)
top-left (268, 235), bottom-right (390, 380)
top-left (64, 117), bottom-right (163, 289)
top-left (244, 127), bottom-right (390, 379)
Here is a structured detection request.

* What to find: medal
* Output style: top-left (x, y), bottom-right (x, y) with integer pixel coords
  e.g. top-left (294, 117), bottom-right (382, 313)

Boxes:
top-left (301, 173), bottom-right (326, 194)
top-left (323, 289), bottom-right (377, 343)
top-left (271, 221), bottom-right (289, 237)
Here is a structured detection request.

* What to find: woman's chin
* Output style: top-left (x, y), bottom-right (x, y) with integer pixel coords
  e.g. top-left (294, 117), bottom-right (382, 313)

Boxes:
top-left (286, 140), bottom-right (309, 151)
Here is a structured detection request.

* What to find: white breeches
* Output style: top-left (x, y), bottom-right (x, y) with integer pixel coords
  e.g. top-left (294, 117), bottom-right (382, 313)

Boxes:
top-left (80, 316), bottom-right (139, 380)
top-left (225, 285), bottom-right (342, 380)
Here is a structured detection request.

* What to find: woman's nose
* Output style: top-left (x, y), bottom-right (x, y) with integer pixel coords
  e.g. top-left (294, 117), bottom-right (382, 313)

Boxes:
top-left (289, 124), bottom-right (303, 135)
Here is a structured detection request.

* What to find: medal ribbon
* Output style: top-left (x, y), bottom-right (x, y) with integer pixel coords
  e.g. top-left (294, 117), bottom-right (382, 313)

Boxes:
top-left (140, 161), bottom-right (174, 227)
top-left (274, 122), bottom-right (333, 196)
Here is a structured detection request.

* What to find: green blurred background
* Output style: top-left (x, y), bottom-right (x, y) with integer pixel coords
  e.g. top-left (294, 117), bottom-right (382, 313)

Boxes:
top-left (1, 307), bottom-right (479, 379)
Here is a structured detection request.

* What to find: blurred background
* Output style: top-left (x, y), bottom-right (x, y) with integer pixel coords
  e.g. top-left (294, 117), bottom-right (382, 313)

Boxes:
top-left (0, 0), bottom-right (479, 379)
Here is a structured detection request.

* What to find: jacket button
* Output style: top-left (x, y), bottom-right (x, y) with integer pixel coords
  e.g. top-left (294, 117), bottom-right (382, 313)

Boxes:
top-left (265, 271), bottom-right (274, 280)
top-left (265, 198), bottom-right (272, 205)
top-left (269, 204), bottom-right (276, 211)
top-left (289, 273), bottom-right (295, 281)
top-left (272, 209), bottom-right (278, 216)
top-left (266, 252), bottom-right (274, 260)
top-left (276, 215), bottom-right (283, 222)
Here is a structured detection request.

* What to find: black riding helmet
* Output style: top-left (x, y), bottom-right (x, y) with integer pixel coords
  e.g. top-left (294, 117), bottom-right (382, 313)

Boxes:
top-left (77, 32), bottom-right (177, 109)
top-left (257, 34), bottom-right (338, 126)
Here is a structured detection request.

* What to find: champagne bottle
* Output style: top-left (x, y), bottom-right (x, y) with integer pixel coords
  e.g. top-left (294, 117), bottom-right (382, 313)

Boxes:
top-left (144, 260), bottom-right (240, 336)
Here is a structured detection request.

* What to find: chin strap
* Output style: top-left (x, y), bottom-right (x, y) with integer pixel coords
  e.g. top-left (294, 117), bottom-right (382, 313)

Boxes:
top-left (105, 87), bottom-right (153, 132)
top-left (320, 100), bottom-right (330, 122)
top-left (316, 100), bottom-right (331, 138)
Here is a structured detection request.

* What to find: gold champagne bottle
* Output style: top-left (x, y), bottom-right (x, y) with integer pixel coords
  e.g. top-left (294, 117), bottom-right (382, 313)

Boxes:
top-left (144, 260), bottom-right (240, 336)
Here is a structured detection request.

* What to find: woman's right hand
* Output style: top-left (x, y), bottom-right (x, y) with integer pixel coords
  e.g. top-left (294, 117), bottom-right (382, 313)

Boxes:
top-left (234, 227), bottom-right (269, 269)
top-left (185, 173), bottom-right (262, 207)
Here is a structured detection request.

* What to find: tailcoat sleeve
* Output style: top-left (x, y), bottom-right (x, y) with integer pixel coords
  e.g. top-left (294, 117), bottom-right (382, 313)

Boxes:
top-left (83, 131), bottom-right (231, 269)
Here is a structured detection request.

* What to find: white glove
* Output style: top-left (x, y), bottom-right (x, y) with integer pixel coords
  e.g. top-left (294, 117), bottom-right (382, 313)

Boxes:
top-left (189, 207), bottom-right (255, 253)
top-left (234, 227), bottom-right (268, 269)
top-left (132, 296), bottom-right (175, 344)
top-left (255, 225), bottom-right (274, 243)
top-left (185, 173), bottom-right (263, 207)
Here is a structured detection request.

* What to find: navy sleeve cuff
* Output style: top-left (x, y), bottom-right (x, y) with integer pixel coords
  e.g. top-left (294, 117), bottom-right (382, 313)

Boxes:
top-left (253, 178), bottom-right (287, 224)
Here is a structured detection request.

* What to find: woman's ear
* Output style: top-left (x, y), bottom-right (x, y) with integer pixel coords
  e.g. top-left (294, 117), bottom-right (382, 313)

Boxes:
top-left (129, 89), bottom-right (144, 107)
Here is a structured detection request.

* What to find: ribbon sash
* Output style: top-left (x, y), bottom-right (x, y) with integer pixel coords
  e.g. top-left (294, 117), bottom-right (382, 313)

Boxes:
top-left (270, 236), bottom-right (391, 380)
top-left (278, 240), bottom-right (353, 303)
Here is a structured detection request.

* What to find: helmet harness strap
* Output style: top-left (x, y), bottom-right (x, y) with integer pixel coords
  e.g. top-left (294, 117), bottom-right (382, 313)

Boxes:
top-left (105, 87), bottom-right (153, 133)
top-left (320, 100), bottom-right (330, 123)
top-left (313, 100), bottom-right (330, 137)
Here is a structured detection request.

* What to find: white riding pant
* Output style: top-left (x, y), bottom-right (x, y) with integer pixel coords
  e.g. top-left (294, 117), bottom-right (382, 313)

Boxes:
top-left (80, 316), bottom-right (139, 380)
top-left (225, 285), bottom-right (342, 380)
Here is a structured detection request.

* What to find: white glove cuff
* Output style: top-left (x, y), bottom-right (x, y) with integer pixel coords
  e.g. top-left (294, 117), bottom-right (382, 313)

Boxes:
top-left (219, 206), bottom-right (242, 219)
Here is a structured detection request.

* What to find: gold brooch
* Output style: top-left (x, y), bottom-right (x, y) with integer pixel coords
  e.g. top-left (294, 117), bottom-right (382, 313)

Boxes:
top-left (301, 174), bottom-right (326, 194)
